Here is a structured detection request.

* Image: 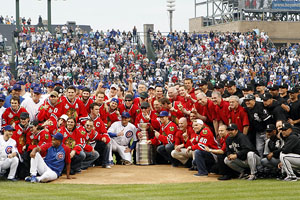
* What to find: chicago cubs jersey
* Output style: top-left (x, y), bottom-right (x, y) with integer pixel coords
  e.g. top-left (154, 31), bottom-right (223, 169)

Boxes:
top-left (108, 121), bottom-right (137, 146)
top-left (0, 135), bottom-right (18, 161)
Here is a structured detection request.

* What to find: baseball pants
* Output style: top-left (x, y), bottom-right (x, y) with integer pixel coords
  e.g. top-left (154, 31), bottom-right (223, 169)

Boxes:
top-left (171, 148), bottom-right (193, 164)
top-left (109, 139), bottom-right (132, 162)
top-left (30, 152), bottom-right (58, 182)
top-left (280, 153), bottom-right (300, 178)
top-left (224, 151), bottom-right (261, 175)
top-left (256, 132), bottom-right (266, 157)
top-left (0, 157), bottom-right (19, 179)
top-left (261, 157), bottom-right (280, 170)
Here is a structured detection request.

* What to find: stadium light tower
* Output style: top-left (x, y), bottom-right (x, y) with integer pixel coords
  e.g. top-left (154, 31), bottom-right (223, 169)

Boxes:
top-left (167, 0), bottom-right (175, 33)
top-left (15, 0), bottom-right (20, 31)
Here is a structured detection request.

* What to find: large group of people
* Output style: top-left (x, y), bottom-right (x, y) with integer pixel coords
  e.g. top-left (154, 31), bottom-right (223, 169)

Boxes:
top-left (0, 25), bottom-right (300, 183)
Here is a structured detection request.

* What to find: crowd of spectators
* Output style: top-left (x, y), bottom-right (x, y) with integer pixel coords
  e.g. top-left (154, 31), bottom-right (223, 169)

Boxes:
top-left (0, 15), bottom-right (31, 25)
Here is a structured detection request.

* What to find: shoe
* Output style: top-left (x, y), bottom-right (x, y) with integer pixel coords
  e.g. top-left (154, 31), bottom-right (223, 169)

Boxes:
top-left (247, 174), bottom-right (257, 181)
top-left (7, 178), bottom-right (18, 182)
top-left (75, 169), bottom-right (82, 174)
top-left (121, 159), bottom-right (132, 165)
top-left (238, 172), bottom-right (248, 179)
top-left (218, 175), bottom-right (231, 180)
top-left (25, 176), bottom-right (32, 182)
top-left (283, 176), bottom-right (298, 182)
top-left (194, 173), bottom-right (208, 177)
top-left (276, 174), bottom-right (286, 180)
top-left (189, 166), bottom-right (197, 171)
top-left (102, 165), bottom-right (111, 169)
top-left (31, 175), bottom-right (38, 183)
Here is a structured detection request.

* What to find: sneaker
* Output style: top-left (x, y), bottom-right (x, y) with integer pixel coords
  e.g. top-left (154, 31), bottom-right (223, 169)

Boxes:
top-left (218, 175), bottom-right (231, 181)
top-left (31, 175), bottom-right (38, 183)
top-left (121, 159), bottom-right (132, 165)
top-left (238, 172), bottom-right (248, 179)
top-left (283, 176), bottom-right (298, 182)
top-left (25, 176), bottom-right (32, 182)
top-left (7, 178), bottom-right (18, 182)
top-left (102, 165), bottom-right (111, 169)
top-left (247, 174), bottom-right (257, 181)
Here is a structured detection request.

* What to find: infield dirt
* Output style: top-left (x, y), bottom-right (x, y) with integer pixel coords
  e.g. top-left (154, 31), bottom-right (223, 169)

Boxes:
top-left (53, 165), bottom-right (219, 185)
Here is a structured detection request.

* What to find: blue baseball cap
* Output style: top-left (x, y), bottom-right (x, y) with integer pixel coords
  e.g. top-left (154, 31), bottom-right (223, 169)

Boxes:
top-left (30, 83), bottom-right (39, 89)
top-left (17, 81), bottom-right (25, 85)
top-left (12, 84), bottom-right (21, 91)
top-left (33, 87), bottom-right (42, 94)
top-left (159, 111), bottom-right (169, 117)
top-left (53, 132), bottom-right (64, 141)
top-left (3, 125), bottom-right (15, 131)
top-left (0, 93), bottom-right (6, 101)
top-left (77, 85), bottom-right (85, 90)
top-left (111, 98), bottom-right (119, 104)
top-left (54, 81), bottom-right (63, 86)
top-left (121, 112), bottom-right (131, 118)
top-left (47, 82), bottom-right (55, 88)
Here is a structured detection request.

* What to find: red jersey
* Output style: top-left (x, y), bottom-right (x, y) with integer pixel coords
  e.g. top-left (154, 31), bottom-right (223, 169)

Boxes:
top-left (178, 96), bottom-right (194, 111)
top-left (229, 105), bottom-right (250, 133)
top-left (2, 107), bottom-right (28, 127)
top-left (61, 97), bottom-right (88, 123)
top-left (58, 126), bottom-right (83, 154)
top-left (26, 130), bottom-right (52, 151)
top-left (134, 112), bottom-right (156, 139)
top-left (37, 99), bottom-right (63, 122)
top-left (215, 99), bottom-right (230, 125)
top-left (119, 103), bottom-right (140, 123)
top-left (12, 124), bottom-right (30, 153)
top-left (201, 99), bottom-right (216, 123)
top-left (150, 121), bottom-right (178, 145)
top-left (174, 126), bottom-right (195, 148)
top-left (107, 109), bottom-right (120, 128)
top-left (187, 127), bottom-right (219, 151)
top-left (82, 98), bottom-right (94, 114)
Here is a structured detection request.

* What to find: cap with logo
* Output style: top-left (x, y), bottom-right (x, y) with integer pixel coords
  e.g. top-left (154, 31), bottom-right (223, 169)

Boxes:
top-left (227, 123), bottom-right (238, 130)
top-left (261, 93), bottom-right (273, 101)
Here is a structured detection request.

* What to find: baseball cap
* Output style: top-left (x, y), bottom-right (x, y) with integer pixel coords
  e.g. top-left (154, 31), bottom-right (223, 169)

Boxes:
top-left (226, 81), bottom-right (236, 87)
top-left (215, 82), bottom-right (224, 89)
top-left (148, 85), bottom-right (155, 90)
top-left (17, 81), bottom-right (25, 85)
top-left (125, 94), bottom-right (133, 101)
top-left (288, 87), bottom-right (298, 94)
top-left (159, 111), bottom-right (169, 117)
top-left (265, 124), bottom-right (276, 132)
top-left (227, 123), bottom-right (238, 131)
top-left (0, 93), bottom-right (6, 101)
top-left (140, 92), bottom-right (149, 99)
top-left (141, 101), bottom-right (150, 108)
top-left (279, 83), bottom-right (288, 89)
top-left (198, 80), bottom-right (207, 86)
top-left (281, 123), bottom-right (292, 131)
top-left (47, 82), bottom-right (55, 88)
top-left (54, 86), bottom-right (64, 94)
top-left (77, 85), bottom-right (85, 90)
top-left (195, 119), bottom-right (204, 125)
top-left (29, 120), bottom-right (39, 127)
top-left (59, 114), bottom-right (68, 121)
top-left (268, 84), bottom-right (279, 90)
top-left (242, 84), bottom-right (253, 91)
top-left (244, 94), bottom-right (255, 101)
top-left (50, 91), bottom-right (59, 97)
top-left (261, 93), bottom-right (273, 101)
top-left (3, 125), bottom-right (15, 131)
top-left (121, 112), bottom-right (131, 118)
top-left (12, 84), bottom-right (21, 91)
top-left (20, 112), bottom-right (30, 119)
top-left (255, 80), bottom-right (265, 86)
top-left (30, 83), bottom-right (39, 89)
top-left (111, 98), bottom-right (119, 104)
top-left (54, 81), bottom-right (63, 86)
top-left (53, 132), bottom-right (64, 141)
top-left (110, 84), bottom-right (119, 90)
top-left (33, 87), bottom-right (42, 94)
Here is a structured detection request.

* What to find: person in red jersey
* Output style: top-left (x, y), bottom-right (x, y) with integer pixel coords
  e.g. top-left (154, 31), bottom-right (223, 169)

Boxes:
top-left (2, 96), bottom-right (27, 127)
top-left (184, 78), bottom-right (196, 99)
top-left (171, 117), bottom-right (195, 167)
top-left (228, 95), bottom-right (250, 135)
top-left (12, 112), bottom-right (31, 154)
top-left (61, 86), bottom-right (88, 124)
top-left (149, 85), bottom-right (164, 109)
top-left (94, 91), bottom-right (109, 124)
top-left (119, 94), bottom-right (140, 123)
top-left (58, 117), bottom-right (85, 175)
top-left (37, 91), bottom-right (63, 123)
top-left (107, 98), bottom-right (121, 128)
top-left (177, 85), bottom-right (195, 112)
top-left (80, 87), bottom-right (94, 114)
top-left (159, 97), bottom-right (184, 125)
top-left (187, 119), bottom-right (219, 176)
top-left (147, 111), bottom-right (178, 166)
top-left (211, 91), bottom-right (230, 129)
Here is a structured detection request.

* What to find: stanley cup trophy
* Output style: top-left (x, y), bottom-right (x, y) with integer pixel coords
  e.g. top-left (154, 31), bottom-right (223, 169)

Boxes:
top-left (136, 123), bottom-right (153, 165)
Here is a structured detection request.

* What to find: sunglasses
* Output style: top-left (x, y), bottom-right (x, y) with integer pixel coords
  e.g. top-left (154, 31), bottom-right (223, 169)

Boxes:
top-left (125, 100), bottom-right (132, 102)
top-left (141, 107), bottom-right (148, 109)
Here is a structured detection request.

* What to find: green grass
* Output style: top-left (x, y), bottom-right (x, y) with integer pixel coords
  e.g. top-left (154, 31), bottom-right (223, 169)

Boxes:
top-left (0, 180), bottom-right (300, 200)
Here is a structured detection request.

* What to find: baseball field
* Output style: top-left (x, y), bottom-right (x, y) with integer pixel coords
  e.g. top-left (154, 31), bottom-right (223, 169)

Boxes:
top-left (1, 165), bottom-right (299, 200)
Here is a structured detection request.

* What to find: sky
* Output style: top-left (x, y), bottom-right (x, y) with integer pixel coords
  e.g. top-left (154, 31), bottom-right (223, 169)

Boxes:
top-left (0, 0), bottom-right (202, 33)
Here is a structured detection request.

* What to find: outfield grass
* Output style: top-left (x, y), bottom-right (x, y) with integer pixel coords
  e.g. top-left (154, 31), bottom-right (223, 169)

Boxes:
top-left (0, 180), bottom-right (299, 200)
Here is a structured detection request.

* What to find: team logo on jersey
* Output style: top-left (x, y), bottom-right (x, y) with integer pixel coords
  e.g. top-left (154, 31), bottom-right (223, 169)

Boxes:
top-left (5, 146), bottom-right (12, 154)
top-left (125, 131), bottom-right (133, 138)
top-left (169, 126), bottom-right (174, 131)
top-left (45, 134), bottom-right (49, 140)
top-left (162, 131), bottom-right (166, 136)
top-left (8, 113), bottom-right (13, 118)
top-left (65, 104), bottom-right (69, 109)
top-left (48, 108), bottom-right (53, 113)
top-left (81, 130), bottom-right (86, 135)
top-left (17, 130), bottom-right (22, 135)
top-left (202, 130), bottom-right (208, 135)
top-left (75, 104), bottom-right (79, 109)
top-left (56, 152), bottom-right (65, 161)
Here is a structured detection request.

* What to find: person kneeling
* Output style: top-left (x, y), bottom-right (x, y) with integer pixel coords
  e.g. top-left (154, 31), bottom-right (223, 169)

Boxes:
top-left (25, 133), bottom-right (71, 183)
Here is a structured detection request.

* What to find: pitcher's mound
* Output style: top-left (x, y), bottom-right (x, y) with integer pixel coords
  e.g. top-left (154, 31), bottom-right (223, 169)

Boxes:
top-left (53, 165), bottom-right (219, 185)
